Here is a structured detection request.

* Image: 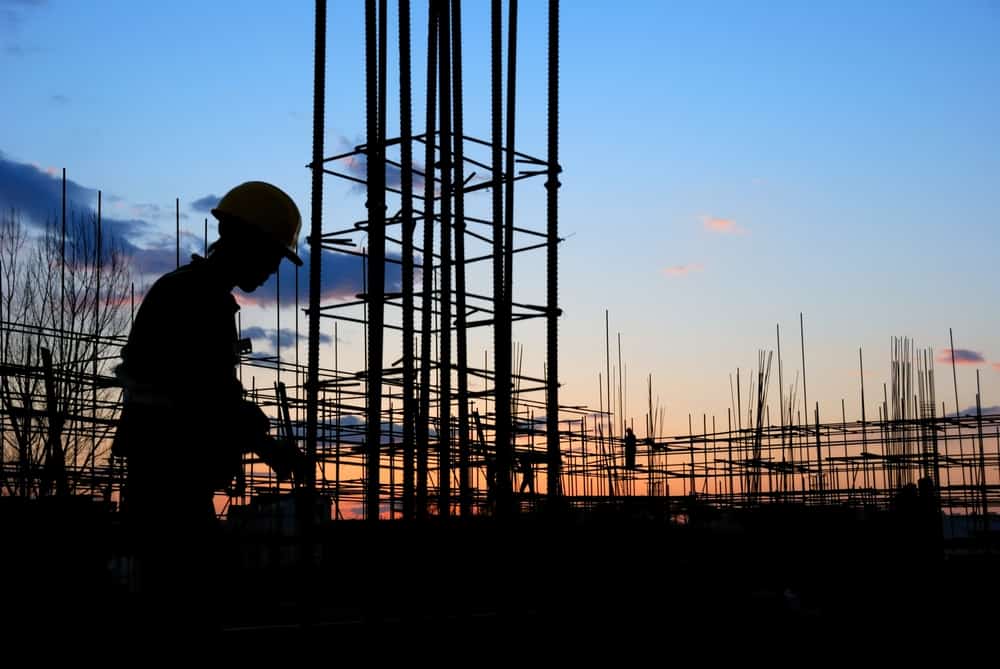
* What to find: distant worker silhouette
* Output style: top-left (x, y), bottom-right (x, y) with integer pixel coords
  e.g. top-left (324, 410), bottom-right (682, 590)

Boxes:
top-left (112, 181), bottom-right (307, 634)
top-left (624, 426), bottom-right (637, 469)
top-left (518, 452), bottom-right (535, 494)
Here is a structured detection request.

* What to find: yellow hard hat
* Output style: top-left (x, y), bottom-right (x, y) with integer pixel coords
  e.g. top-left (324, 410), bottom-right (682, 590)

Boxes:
top-left (211, 181), bottom-right (303, 266)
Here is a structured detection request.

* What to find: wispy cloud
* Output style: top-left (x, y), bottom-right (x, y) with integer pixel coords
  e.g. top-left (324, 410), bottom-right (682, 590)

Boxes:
top-left (662, 263), bottom-right (703, 277)
top-left (190, 194), bottom-right (220, 213)
top-left (336, 153), bottom-right (428, 194)
top-left (242, 326), bottom-right (332, 351)
top-left (236, 246), bottom-right (413, 307)
top-left (130, 202), bottom-right (162, 219)
top-left (0, 153), bottom-right (200, 275)
top-left (0, 150), bottom-right (155, 253)
top-left (935, 348), bottom-right (985, 365)
top-left (333, 135), bottom-right (427, 195)
top-left (702, 216), bottom-right (745, 235)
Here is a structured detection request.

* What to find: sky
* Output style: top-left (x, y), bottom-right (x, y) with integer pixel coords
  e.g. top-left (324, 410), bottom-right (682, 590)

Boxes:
top-left (1, 0), bottom-right (998, 436)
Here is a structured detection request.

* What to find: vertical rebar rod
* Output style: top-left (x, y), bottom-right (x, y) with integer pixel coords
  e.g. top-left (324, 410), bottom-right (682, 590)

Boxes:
top-left (364, 0), bottom-right (387, 522)
top-left (727, 409), bottom-right (733, 502)
top-left (399, 0), bottom-right (415, 521)
top-left (815, 402), bottom-right (824, 502)
top-left (92, 191), bottom-right (101, 484)
top-left (777, 324), bottom-right (786, 495)
top-left (688, 414), bottom-right (694, 497)
top-left (305, 0), bottom-right (327, 490)
top-left (451, 0), bottom-right (472, 517)
top-left (545, 0), bottom-right (561, 499)
top-left (276, 261), bottom-right (281, 385)
top-left (976, 370), bottom-right (987, 531)
top-left (60, 169), bottom-right (66, 350)
top-left (491, 0), bottom-right (512, 514)
top-left (334, 322), bottom-right (341, 517)
top-left (736, 368), bottom-right (742, 495)
top-left (437, 0), bottom-right (453, 517)
top-left (503, 0), bottom-right (518, 412)
top-left (617, 333), bottom-right (624, 438)
top-left (949, 328), bottom-right (968, 494)
top-left (800, 313), bottom-right (808, 438)
top-left (418, 0), bottom-right (439, 518)
top-left (841, 398), bottom-right (848, 495)
top-left (605, 310), bottom-right (613, 446)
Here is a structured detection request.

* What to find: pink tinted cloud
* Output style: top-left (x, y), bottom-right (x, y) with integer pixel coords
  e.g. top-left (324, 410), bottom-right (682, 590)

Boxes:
top-left (662, 263), bottom-right (703, 277)
top-left (936, 348), bottom-right (985, 365)
top-left (993, 362), bottom-right (1000, 373)
top-left (702, 216), bottom-right (745, 235)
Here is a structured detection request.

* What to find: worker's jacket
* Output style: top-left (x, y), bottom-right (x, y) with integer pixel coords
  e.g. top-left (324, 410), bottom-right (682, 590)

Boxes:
top-left (112, 256), bottom-right (257, 493)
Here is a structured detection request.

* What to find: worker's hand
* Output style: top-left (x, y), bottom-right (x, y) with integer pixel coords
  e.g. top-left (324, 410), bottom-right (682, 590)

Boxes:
top-left (256, 435), bottom-right (308, 484)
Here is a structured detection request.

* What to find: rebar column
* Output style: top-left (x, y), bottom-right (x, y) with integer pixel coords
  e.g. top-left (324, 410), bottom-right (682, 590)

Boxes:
top-left (364, 0), bottom-right (386, 521)
top-left (451, 0), bottom-right (473, 518)
top-left (545, 0), bottom-right (561, 499)
top-left (399, 0), bottom-right (416, 520)
top-left (417, 0), bottom-right (438, 518)
top-left (437, 0), bottom-right (453, 517)
top-left (305, 0), bottom-right (327, 490)
top-left (491, 0), bottom-right (512, 514)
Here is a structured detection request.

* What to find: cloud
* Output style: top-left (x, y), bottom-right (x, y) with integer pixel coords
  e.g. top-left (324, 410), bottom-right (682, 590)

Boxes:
top-left (1, 150), bottom-right (97, 222)
top-left (935, 348), bottom-right (985, 365)
top-left (702, 216), bottom-right (745, 235)
top-left (994, 362), bottom-right (1000, 373)
top-left (242, 326), bottom-right (332, 351)
top-left (332, 136), bottom-right (427, 194)
top-left (951, 405), bottom-right (1000, 418)
top-left (0, 151), bottom-right (412, 303)
top-left (190, 194), bottom-right (220, 213)
top-left (0, 150), bottom-right (197, 275)
top-left (662, 263), bottom-right (703, 277)
top-left (236, 245), bottom-right (411, 307)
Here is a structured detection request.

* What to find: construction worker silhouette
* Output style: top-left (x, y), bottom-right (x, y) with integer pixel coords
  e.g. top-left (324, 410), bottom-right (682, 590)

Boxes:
top-left (518, 452), bottom-right (535, 494)
top-left (112, 181), bottom-right (306, 633)
top-left (624, 426), bottom-right (637, 470)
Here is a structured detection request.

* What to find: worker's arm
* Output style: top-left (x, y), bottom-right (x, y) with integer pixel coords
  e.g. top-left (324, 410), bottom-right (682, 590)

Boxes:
top-left (234, 400), bottom-right (308, 483)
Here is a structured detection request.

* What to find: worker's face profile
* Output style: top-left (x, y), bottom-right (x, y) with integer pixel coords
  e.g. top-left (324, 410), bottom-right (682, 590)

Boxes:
top-left (236, 245), bottom-right (284, 293)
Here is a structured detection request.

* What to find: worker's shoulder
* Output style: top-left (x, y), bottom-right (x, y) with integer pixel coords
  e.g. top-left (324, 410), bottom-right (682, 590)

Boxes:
top-left (145, 257), bottom-right (226, 304)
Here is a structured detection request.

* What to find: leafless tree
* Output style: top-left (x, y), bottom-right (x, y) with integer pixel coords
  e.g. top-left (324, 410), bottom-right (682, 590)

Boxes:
top-left (1, 207), bottom-right (132, 497)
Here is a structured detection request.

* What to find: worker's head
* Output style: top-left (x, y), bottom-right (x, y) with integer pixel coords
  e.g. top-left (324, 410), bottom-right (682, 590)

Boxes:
top-left (211, 181), bottom-right (302, 292)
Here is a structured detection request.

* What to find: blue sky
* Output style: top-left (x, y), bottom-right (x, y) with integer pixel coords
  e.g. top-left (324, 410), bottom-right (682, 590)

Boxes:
top-left (2, 0), bottom-right (998, 434)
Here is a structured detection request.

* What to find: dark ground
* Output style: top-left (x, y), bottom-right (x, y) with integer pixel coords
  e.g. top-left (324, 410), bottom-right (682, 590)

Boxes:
top-left (4, 494), bottom-right (998, 649)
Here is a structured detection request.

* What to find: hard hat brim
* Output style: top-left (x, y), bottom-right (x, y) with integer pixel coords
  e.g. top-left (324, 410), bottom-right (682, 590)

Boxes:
top-left (212, 207), bottom-right (303, 267)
